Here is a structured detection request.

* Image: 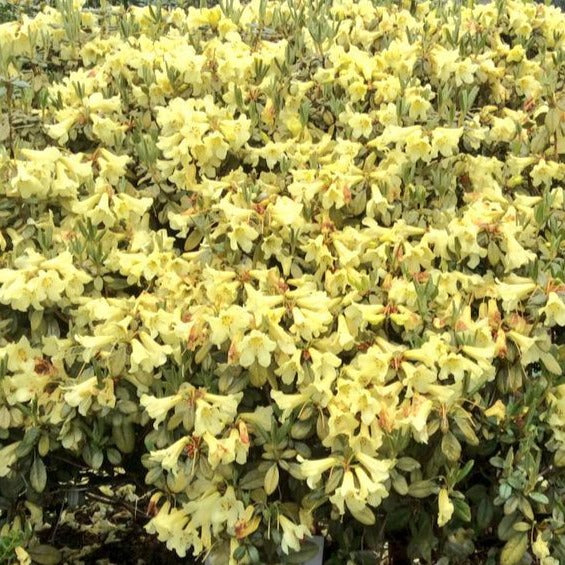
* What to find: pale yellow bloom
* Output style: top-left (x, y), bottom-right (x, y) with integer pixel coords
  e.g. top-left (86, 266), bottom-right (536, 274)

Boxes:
top-left (437, 488), bottom-right (454, 527)
top-left (540, 292), bottom-right (565, 326)
top-left (278, 515), bottom-right (310, 554)
top-left (238, 330), bottom-right (277, 368)
top-left (141, 393), bottom-right (184, 429)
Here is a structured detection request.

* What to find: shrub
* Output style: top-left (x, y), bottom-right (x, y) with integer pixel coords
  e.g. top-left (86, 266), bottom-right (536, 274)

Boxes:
top-left (0, 0), bottom-right (564, 563)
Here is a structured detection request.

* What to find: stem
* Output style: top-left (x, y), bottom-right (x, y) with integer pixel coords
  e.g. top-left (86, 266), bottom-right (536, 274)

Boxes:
top-left (85, 490), bottom-right (151, 522)
top-left (6, 81), bottom-right (14, 158)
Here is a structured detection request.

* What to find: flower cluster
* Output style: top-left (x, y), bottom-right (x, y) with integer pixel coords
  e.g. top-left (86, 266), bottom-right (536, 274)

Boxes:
top-left (0, 0), bottom-right (564, 563)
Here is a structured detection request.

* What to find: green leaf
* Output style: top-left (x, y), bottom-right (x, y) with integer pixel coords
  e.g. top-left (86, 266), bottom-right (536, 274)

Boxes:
top-left (16, 427), bottom-right (40, 457)
top-left (456, 460), bottom-right (474, 484)
top-left (347, 503), bottom-right (376, 526)
top-left (498, 513), bottom-right (519, 541)
top-left (476, 497), bottom-right (494, 530)
top-left (452, 498), bottom-right (471, 522)
top-left (408, 479), bottom-right (438, 498)
top-left (27, 544), bottom-right (62, 565)
top-left (528, 491), bottom-right (549, 505)
top-left (391, 471), bottom-right (409, 495)
top-left (396, 457), bottom-right (420, 472)
top-left (264, 464), bottom-right (279, 495)
top-left (239, 468), bottom-right (266, 490)
top-left (540, 352), bottom-right (562, 375)
top-left (500, 533), bottom-right (528, 565)
top-left (442, 431), bottom-right (462, 462)
top-left (30, 457), bottom-right (47, 493)
top-left (512, 522), bottom-right (531, 533)
top-left (112, 421), bottom-right (135, 454)
top-left (284, 540), bottom-right (321, 564)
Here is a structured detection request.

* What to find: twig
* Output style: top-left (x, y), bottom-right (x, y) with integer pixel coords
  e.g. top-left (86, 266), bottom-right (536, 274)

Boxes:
top-left (85, 490), bottom-right (151, 522)
top-left (50, 500), bottom-right (66, 544)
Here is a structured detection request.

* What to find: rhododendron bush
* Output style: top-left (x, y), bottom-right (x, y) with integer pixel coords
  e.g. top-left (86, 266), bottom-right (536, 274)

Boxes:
top-left (0, 0), bottom-right (564, 563)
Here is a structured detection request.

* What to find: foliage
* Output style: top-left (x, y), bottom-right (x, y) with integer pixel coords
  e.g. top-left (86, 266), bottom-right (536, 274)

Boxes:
top-left (0, 0), bottom-right (564, 563)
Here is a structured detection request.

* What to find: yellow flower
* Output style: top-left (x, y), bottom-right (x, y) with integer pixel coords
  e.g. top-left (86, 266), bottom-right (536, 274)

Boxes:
top-left (63, 376), bottom-right (98, 416)
top-left (244, 284), bottom-right (283, 326)
top-left (405, 87), bottom-right (432, 121)
top-left (490, 117), bottom-right (516, 143)
top-left (348, 112), bottom-right (373, 139)
top-left (437, 488), bottom-right (454, 527)
top-left (496, 276), bottom-right (537, 312)
top-left (540, 292), bottom-right (565, 326)
top-left (506, 331), bottom-right (541, 366)
top-left (14, 546), bottom-right (31, 565)
top-left (0, 441), bottom-right (21, 477)
top-left (530, 158), bottom-right (561, 187)
top-left (203, 429), bottom-right (249, 467)
top-left (228, 223), bottom-right (259, 253)
top-left (431, 127), bottom-right (463, 158)
top-left (405, 129), bottom-right (432, 162)
top-left (97, 148), bottom-right (131, 186)
top-left (194, 392), bottom-right (242, 436)
top-left (430, 45), bottom-right (459, 81)
top-left (207, 305), bottom-right (251, 346)
top-left (145, 501), bottom-right (191, 556)
top-left (532, 532), bottom-right (550, 560)
top-left (484, 400), bottom-right (506, 423)
top-left (238, 330), bottom-right (277, 368)
top-left (130, 332), bottom-right (172, 373)
top-left (454, 58), bottom-right (477, 86)
top-left (298, 456), bottom-right (340, 488)
top-left (278, 515), bottom-right (311, 554)
top-left (330, 469), bottom-right (360, 514)
top-left (147, 436), bottom-right (189, 474)
top-left (355, 452), bottom-right (394, 483)
top-left (140, 393), bottom-right (184, 429)
top-left (269, 196), bottom-right (304, 228)
top-left (507, 44), bottom-right (525, 63)
top-left (502, 233), bottom-right (536, 271)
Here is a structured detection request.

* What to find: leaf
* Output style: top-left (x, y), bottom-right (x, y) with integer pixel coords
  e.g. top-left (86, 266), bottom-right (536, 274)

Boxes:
top-left (16, 427), bottom-right (40, 457)
top-left (500, 533), bottom-right (528, 565)
top-left (518, 497), bottom-right (534, 521)
top-left (239, 468), bottom-right (266, 490)
top-left (391, 472), bottom-right (409, 495)
top-left (0, 117), bottom-right (9, 142)
top-left (324, 466), bottom-right (343, 494)
top-left (498, 513), bottom-right (519, 541)
top-left (408, 479), bottom-right (438, 498)
top-left (528, 491), bottom-right (549, 505)
top-left (30, 457), bottom-right (47, 493)
top-left (386, 505), bottom-right (411, 531)
top-left (112, 421), bottom-right (135, 454)
top-left (107, 448), bottom-right (122, 465)
top-left (264, 464), bottom-right (279, 495)
top-left (540, 352), bottom-right (562, 375)
top-left (185, 229), bottom-right (204, 251)
top-left (456, 460), bottom-right (474, 483)
top-left (396, 457), bottom-right (420, 472)
top-left (452, 498), bottom-right (471, 522)
top-left (27, 544), bottom-right (62, 565)
top-left (512, 522), bottom-right (531, 532)
top-left (545, 108), bottom-right (559, 134)
top-left (11, 79), bottom-right (31, 90)
top-left (476, 497), bottom-right (494, 530)
top-left (347, 502), bottom-right (376, 525)
top-left (441, 431), bottom-right (461, 462)
top-left (38, 434), bottom-right (50, 458)
top-left (284, 539), bottom-right (321, 564)
top-left (454, 416), bottom-right (479, 446)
